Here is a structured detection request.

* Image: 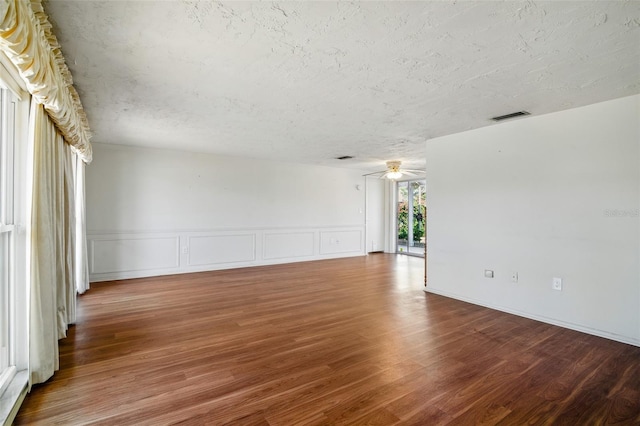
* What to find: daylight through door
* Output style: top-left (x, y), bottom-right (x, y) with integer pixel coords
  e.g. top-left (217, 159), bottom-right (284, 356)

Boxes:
top-left (396, 180), bottom-right (426, 256)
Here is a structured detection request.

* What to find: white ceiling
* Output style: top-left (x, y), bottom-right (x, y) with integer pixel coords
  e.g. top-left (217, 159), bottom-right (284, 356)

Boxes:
top-left (44, 1), bottom-right (640, 172)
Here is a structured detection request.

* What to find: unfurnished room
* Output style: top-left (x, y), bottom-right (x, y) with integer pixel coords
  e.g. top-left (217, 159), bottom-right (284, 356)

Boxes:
top-left (0, 0), bottom-right (639, 424)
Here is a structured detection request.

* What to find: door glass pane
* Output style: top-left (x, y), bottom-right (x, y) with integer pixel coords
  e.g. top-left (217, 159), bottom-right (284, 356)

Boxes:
top-left (408, 181), bottom-right (426, 255)
top-left (397, 180), bottom-right (426, 256)
top-left (397, 181), bottom-right (409, 253)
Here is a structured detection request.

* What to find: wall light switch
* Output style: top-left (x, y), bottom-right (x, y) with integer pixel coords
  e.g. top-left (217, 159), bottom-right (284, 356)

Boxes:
top-left (552, 277), bottom-right (562, 291)
top-left (484, 270), bottom-right (494, 278)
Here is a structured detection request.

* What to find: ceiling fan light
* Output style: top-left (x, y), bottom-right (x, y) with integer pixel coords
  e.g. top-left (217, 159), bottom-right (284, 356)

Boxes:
top-left (386, 171), bottom-right (403, 180)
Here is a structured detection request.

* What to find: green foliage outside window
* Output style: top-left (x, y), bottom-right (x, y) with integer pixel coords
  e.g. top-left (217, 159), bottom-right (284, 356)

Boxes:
top-left (397, 202), bottom-right (425, 242)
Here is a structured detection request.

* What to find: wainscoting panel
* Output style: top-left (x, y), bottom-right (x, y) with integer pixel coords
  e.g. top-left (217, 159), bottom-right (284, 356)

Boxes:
top-left (91, 236), bottom-right (179, 274)
top-left (319, 230), bottom-right (363, 255)
top-left (263, 232), bottom-right (315, 260)
top-left (188, 234), bottom-right (256, 266)
top-left (88, 225), bottom-right (365, 282)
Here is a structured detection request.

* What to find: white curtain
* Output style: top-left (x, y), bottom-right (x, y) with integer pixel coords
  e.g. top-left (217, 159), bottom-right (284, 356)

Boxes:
top-left (0, 0), bottom-right (92, 389)
top-left (28, 101), bottom-right (77, 386)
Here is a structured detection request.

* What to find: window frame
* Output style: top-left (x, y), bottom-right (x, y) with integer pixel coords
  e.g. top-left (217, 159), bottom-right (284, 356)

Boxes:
top-left (0, 86), bottom-right (17, 392)
top-left (0, 56), bottom-right (29, 403)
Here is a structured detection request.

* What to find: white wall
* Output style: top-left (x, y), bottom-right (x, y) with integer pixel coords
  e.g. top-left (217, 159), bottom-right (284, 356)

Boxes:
top-left (86, 143), bottom-right (367, 281)
top-left (383, 180), bottom-right (396, 253)
top-left (425, 95), bottom-right (640, 346)
top-left (365, 177), bottom-right (385, 252)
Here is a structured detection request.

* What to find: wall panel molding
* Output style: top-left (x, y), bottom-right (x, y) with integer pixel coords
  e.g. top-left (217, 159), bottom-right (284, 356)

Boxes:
top-left (263, 231), bottom-right (315, 260)
top-left (188, 234), bottom-right (256, 266)
top-left (90, 235), bottom-right (179, 274)
top-left (87, 225), bottom-right (365, 282)
top-left (319, 230), bottom-right (363, 255)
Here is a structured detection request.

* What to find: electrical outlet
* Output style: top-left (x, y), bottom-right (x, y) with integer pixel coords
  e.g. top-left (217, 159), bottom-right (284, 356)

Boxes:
top-left (181, 246), bottom-right (189, 255)
top-left (552, 277), bottom-right (562, 291)
top-left (511, 272), bottom-right (518, 283)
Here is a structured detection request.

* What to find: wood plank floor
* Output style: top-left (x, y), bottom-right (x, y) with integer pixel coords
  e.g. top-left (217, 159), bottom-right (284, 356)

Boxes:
top-left (16, 254), bottom-right (640, 425)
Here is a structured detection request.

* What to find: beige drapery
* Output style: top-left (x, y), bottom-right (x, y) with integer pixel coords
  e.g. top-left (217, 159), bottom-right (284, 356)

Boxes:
top-left (0, 0), bottom-right (92, 162)
top-left (0, 0), bottom-right (91, 388)
top-left (28, 101), bottom-right (77, 386)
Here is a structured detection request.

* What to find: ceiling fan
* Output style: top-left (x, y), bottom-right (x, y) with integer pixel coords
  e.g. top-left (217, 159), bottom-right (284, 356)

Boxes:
top-left (364, 160), bottom-right (425, 180)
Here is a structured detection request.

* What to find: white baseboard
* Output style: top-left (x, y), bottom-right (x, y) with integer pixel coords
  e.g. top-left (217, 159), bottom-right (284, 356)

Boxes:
top-left (424, 287), bottom-right (640, 347)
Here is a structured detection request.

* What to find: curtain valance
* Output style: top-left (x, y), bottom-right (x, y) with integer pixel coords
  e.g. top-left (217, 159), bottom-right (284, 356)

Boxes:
top-left (0, 0), bottom-right (92, 163)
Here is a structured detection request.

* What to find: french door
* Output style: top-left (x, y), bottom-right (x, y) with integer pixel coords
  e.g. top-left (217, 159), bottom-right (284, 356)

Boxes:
top-left (396, 179), bottom-right (426, 256)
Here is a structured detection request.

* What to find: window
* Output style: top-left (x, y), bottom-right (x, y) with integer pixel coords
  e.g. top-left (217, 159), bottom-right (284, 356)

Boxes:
top-left (0, 86), bottom-right (16, 392)
top-left (0, 64), bottom-right (28, 400)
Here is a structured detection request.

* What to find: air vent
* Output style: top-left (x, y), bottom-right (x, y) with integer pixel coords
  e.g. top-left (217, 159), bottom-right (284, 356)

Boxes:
top-left (491, 111), bottom-right (530, 122)
top-left (335, 155), bottom-right (354, 160)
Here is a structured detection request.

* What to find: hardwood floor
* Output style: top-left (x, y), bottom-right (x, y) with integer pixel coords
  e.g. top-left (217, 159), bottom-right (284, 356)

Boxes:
top-left (15, 254), bottom-right (640, 425)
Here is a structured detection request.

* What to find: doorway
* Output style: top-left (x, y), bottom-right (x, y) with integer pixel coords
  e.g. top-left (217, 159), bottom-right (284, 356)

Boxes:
top-left (396, 179), bottom-right (426, 256)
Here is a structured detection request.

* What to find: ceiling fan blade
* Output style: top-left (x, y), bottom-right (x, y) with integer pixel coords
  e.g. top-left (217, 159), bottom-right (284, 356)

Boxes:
top-left (402, 170), bottom-right (428, 177)
top-left (363, 169), bottom-right (388, 177)
top-left (362, 162), bottom-right (425, 179)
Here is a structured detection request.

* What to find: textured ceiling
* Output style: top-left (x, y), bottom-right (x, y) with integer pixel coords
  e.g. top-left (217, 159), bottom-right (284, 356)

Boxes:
top-left (44, 1), bottom-right (640, 172)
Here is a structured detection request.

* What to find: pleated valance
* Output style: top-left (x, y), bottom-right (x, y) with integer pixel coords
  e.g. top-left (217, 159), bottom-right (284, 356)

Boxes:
top-left (0, 0), bottom-right (92, 163)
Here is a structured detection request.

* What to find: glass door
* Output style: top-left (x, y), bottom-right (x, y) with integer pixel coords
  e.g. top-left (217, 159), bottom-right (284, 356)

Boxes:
top-left (397, 179), bottom-right (425, 256)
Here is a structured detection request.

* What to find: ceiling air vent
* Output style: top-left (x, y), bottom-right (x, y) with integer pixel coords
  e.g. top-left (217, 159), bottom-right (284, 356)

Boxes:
top-left (335, 155), bottom-right (354, 160)
top-left (491, 111), bottom-right (530, 122)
